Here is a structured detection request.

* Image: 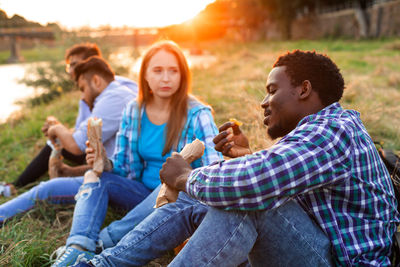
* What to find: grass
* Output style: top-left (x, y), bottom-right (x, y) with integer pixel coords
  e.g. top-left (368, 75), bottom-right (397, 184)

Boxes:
top-left (0, 38), bottom-right (400, 266)
top-left (0, 46), bottom-right (65, 64)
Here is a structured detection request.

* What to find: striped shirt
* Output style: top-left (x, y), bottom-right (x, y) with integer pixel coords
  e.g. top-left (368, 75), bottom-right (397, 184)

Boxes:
top-left (187, 102), bottom-right (399, 266)
top-left (111, 95), bottom-right (222, 182)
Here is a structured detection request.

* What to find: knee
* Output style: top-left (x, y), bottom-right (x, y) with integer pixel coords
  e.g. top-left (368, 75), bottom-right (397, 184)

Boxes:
top-left (83, 170), bottom-right (100, 184)
top-left (75, 172), bottom-right (114, 201)
top-left (75, 182), bottom-right (99, 201)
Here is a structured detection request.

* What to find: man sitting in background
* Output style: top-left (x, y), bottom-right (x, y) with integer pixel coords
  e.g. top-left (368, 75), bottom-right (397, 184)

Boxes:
top-left (0, 43), bottom-right (137, 196)
top-left (0, 56), bottom-right (135, 224)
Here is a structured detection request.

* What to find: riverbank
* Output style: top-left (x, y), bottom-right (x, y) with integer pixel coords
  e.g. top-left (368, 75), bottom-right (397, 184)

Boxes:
top-left (0, 46), bottom-right (64, 64)
top-left (1, 39), bottom-right (400, 265)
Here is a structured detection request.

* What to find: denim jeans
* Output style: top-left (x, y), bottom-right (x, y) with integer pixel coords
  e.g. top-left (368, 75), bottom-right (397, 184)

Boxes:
top-left (90, 192), bottom-right (208, 266)
top-left (99, 184), bottom-right (161, 249)
top-left (170, 200), bottom-right (333, 267)
top-left (66, 172), bottom-right (155, 252)
top-left (0, 177), bottom-right (83, 223)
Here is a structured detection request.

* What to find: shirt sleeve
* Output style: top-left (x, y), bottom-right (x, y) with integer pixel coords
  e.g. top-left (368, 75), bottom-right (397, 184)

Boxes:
top-left (110, 104), bottom-right (133, 178)
top-left (186, 119), bottom-right (353, 211)
top-left (74, 100), bottom-right (91, 129)
top-left (191, 108), bottom-right (223, 167)
top-left (72, 93), bottom-right (130, 154)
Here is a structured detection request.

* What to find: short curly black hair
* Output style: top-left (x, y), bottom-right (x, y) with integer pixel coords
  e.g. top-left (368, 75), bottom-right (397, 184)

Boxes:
top-left (273, 50), bottom-right (344, 106)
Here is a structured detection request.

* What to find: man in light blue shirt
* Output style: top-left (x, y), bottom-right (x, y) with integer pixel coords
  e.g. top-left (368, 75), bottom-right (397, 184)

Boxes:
top-left (0, 56), bottom-right (135, 224)
top-left (46, 56), bottom-right (134, 176)
top-left (6, 43), bottom-right (137, 190)
top-left (48, 55), bottom-right (135, 163)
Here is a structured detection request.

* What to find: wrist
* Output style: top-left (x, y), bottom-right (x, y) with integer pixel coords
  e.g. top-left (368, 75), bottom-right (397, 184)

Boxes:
top-left (104, 159), bottom-right (113, 172)
top-left (59, 163), bottom-right (69, 174)
top-left (176, 169), bottom-right (191, 192)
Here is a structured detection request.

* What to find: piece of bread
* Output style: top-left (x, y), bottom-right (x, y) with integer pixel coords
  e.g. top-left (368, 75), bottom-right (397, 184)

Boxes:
top-left (48, 148), bottom-right (63, 179)
top-left (155, 139), bottom-right (205, 208)
top-left (47, 116), bottom-right (63, 178)
top-left (229, 118), bottom-right (243, 126)
top-left (87, 117), bottom-right (104, 176)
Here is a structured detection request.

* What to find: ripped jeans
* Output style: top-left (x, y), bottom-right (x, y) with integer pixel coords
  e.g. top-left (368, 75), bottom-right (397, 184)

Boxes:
top-left (66, 172), bottom-right (156, 252)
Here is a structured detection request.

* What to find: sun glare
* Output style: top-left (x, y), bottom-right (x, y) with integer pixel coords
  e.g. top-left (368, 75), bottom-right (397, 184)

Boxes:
top-left (0, 0), bottom-right (216, 29)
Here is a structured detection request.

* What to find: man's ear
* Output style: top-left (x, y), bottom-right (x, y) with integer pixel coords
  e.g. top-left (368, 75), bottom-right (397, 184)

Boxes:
top-left (92, 74), bottom-right (106, 92)
top-left (91, 74), bottom-right (100, 87)
top-left (299, 80), bottom-right (312, 100)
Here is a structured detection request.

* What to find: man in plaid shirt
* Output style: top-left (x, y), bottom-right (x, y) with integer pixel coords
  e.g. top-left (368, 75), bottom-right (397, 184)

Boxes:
top-left (160, 50), bottom-right (400, 266)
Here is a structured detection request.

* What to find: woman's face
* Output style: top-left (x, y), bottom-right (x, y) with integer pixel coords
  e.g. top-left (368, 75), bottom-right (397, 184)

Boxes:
top-left (145, 49), bottom-right (181, 101)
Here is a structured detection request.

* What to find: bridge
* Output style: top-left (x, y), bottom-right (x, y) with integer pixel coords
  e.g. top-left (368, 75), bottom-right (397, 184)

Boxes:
top-left (0, 27), bottom-right (55, 63)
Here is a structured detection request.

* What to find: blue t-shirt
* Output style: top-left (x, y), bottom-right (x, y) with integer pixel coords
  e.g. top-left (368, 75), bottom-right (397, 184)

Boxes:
top-left (138, 111), bottom-right (171, 190)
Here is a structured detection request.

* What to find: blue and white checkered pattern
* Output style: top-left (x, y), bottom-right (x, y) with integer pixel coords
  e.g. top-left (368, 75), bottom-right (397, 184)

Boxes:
top-left (110, 96), bottom-right (222, 181)
top-left (187, 102), bottom-right (400, 266)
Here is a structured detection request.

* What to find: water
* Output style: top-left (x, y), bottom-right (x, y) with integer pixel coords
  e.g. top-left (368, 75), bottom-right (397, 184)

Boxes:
top-left (0, 63), bottom-right (37, 123)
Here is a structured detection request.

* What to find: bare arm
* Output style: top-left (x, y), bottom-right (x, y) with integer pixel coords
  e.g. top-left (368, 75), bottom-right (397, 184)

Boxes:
top-left (56, 163), bottom-right (92, 177)
top-left (48, 124), bottom-right (83, 155)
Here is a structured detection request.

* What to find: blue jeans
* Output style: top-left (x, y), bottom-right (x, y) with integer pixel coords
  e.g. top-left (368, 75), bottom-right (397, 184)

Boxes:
top-left (170, 200), bottom-right (333, 267)
top-left (99, 184), bottom-right (161, 248)
top-left (0, 177), bottom-right (83, 223)
top-left (90, 192), bottom-right (208, 266)
top-left (66, 172), bottom-right (156, 252)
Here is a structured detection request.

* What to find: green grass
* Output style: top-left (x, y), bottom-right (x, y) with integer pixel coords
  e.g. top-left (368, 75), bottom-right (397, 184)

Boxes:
top-left (0, 46), bottom-right (65, 64)
top-left (0, 38), bottom-right (400, 266)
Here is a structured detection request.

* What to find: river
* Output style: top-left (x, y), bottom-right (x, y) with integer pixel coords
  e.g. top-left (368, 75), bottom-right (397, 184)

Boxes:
top-left (0, 63), bottom-right (38, 123)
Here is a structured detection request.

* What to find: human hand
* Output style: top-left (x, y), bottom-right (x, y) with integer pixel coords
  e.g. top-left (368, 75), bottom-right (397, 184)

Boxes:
top-left (42, 116), bottom-right (60, 136)
top-left (49, 161), bottom-right (79, 179)
top-left (47, 124), bottom-right (62, 147)
top-left (213, 121), bottom-right (251, 158)
top-left (85, 140), bottom-right (112, 171)
top-left (159, 153), bottom-right (192, 192)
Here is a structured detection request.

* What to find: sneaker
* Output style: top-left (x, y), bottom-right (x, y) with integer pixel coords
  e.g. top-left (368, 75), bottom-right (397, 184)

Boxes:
top-left (0, 182), bottom-right (16, 197)
top-left (50, 245), bottom-right (66, 262)
top-left (72, 262), bottom-right (93, 267)
top-left (51, 246), bottom-right (94, 267)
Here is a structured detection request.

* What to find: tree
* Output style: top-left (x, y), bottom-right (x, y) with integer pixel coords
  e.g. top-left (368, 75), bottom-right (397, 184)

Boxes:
top-left (259, 0), bottom-right (375, 39)
top-left (316, 0), bottom-right (373, 38)
top-left (349, 0), bottom-right (373, 38)
top-left (0, 9), bottom-right (8, 20)
top-left (259, 0), bottom-right (315, 40)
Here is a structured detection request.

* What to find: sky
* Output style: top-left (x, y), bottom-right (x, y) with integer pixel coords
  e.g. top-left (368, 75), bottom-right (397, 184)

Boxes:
top-left (0, 0), bottom-right (215, 29)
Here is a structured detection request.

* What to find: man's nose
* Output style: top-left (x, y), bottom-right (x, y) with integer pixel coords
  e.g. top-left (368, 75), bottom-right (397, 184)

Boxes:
top-left (260, 94), bottom-right (269, 108)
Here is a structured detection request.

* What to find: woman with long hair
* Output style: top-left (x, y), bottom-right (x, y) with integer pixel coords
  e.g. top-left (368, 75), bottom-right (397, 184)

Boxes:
top-left (52, 40), bottom-right (222, 266)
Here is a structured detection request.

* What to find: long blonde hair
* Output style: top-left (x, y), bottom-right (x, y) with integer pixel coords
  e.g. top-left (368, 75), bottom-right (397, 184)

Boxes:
top-left (138, 40), bottom-right (191, 155)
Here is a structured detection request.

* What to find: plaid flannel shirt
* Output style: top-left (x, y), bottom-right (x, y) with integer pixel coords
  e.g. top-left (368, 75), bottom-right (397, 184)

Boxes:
top-left (187, 102), bottom-right (399, 266)
top-left (110, 95), bottom-right (222, 181)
